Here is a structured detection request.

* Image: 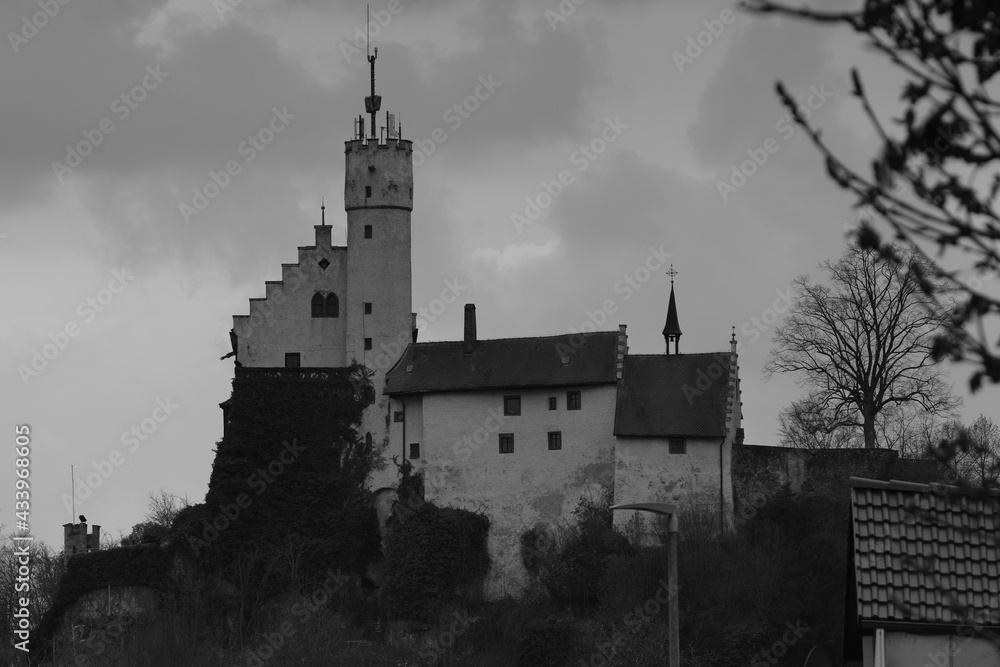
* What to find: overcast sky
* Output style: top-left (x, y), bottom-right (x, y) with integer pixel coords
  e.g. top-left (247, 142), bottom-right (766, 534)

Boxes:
top-left (4, 0), bottom-right (998, 548)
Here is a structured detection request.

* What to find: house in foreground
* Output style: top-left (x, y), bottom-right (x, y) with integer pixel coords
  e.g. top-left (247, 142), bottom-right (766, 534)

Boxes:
top-left (844, 477), bottom-right (1000, 666)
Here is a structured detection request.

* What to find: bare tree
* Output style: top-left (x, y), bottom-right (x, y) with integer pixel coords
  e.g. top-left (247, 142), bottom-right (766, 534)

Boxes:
top-left (744, 0), bottom-right (1000, 392)
top-left (953, 414), bottom-right (1000, 488)
top-left (121, 489), bottom-right (190, 546)
top-left (766, 244), bottom-right (960, 448)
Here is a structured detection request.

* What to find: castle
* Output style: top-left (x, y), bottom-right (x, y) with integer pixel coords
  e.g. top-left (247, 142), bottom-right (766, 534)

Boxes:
top-left (227, 54), bottom-right (742, 594)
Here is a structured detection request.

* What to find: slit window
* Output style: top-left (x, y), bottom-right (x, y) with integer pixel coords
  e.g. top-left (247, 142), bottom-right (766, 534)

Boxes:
top-left (364, 302), bottom-right (372, 314)
top-left (365, 186), bottom-right (372, 198)
top-left (364, 225), bottom-right (372, 239)
top-left (364, 338), bottom-right (373, 350)
top-left (409, 443), bottom-right (420, 459)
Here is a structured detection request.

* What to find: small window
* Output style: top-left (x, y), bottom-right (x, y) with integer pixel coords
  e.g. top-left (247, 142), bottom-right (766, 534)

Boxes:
top-left (548, 432), bottom-right (562, 451)
top-left (409, 443), bottom-right (420, 459)
top-left (311, 293), bottom-right (324, 318)
top-left (567, 391), bottom-right (581, 410)
top-left (366, 432), bottom-right (372, 447)
top-left (394, 411), bottom-right (404, 423)
top-left (504, 395), bottom-right (521, 416)
top-left (364, 338), bottom-right (373, 350)
top-left (669, 437), bottom-right (686, 454)
top-left (364, 302), bottom-right (372, 315)
top-left (499, 433), bottom-right (514, 454)
top-left (365, 185), bottom-right (372, 198)
top-left (325, 293), bottom-right (339, 318)
top-left (285, 353), bottom-right (300, 368)
top-left (548, 397), bottom-right (557, 410)
top-left (364, 225), bottom-right (372, 238)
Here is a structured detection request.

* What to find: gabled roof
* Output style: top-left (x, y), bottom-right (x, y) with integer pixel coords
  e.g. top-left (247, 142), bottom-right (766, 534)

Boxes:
top-left (614, 353), bottom-right (731, 437)
top-left (849, 477), bottom-right (1000, 628)
top-left (383, 331), bottom-right (619, 395)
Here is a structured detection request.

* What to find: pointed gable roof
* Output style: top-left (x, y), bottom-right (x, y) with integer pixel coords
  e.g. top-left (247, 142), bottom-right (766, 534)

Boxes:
top-left (614, 353), bottom-right (731, 437)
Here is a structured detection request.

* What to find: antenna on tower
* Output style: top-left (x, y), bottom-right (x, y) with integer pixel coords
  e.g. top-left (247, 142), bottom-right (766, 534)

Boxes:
top-left (364, 4), bottom-right (381, 140)
top-left (321, 197), bottom-right (326, 226)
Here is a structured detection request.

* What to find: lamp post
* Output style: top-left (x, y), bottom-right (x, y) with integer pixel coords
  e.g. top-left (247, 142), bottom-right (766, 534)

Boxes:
top-left (610, 502), bottom-right (679, 667)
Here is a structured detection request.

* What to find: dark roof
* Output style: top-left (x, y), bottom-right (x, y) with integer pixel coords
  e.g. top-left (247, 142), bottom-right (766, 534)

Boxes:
top-left (662, 285), bottom-right (681, 337)
top-left (614, 353), bottom-right (731, 437)
top-left (383, 331), bottom-right (619, 395)
top-left (849, 477), bottom-right (1000, 627)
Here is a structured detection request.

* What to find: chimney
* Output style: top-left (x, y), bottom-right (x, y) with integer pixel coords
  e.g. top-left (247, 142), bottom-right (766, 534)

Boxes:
top-left (616, 324), bottom-right (628, 379)
top-left (464, 304), bottom-right (476, 354)
top-left (315, 225), bottom-right (332, 248)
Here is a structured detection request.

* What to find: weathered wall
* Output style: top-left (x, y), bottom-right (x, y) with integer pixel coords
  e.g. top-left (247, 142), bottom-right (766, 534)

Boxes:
top-left (732, 445), bottom-right (903, 522)
top-left (409, 384), bottom-right (618, 597)
top-left (613, 435), bottom-right (730, 538)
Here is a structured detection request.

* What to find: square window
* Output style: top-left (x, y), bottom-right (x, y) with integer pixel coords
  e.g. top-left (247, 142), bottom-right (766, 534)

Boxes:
top-left (503, 395), bottom-right (521, 416)
top-left (499, 433), bottom-right (514, 454)
top-left (567, 390), bottom-right (581, 410)
top-left (669, 437), bottom-right (686, 454)
top-left (364, 338), bottom-right (373, 350)
top-left (409, 443), bottom-right (420, 459)
top-left (285, 353), bottom-right (300, 368)
top-left (365, 185), bottom-right (372, 198)
top-left (394, 411), bottom-right (404, 423)
top-left (548, 397), bottom-right (557, 410)
top-left (364, 302), bottom-right (372, 314)
top-left (364, 225), bottom-right (372, 238)
top-left (548, 432), bottom-right (562, 451)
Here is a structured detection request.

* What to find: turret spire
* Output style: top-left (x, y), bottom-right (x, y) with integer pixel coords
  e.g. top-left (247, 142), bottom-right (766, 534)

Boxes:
top-left (663, 265), bottom-right (681, 355)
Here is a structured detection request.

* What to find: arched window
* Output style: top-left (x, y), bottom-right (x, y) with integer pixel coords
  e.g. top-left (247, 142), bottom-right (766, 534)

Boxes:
top-left (325, 293), bottom-right (339, 318)
top-left (311, 292), bottom-right (340, 318)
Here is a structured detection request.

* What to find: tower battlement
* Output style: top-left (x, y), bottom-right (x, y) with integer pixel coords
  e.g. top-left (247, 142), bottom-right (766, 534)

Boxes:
top-left (63, 522), bottom-right (100, 557)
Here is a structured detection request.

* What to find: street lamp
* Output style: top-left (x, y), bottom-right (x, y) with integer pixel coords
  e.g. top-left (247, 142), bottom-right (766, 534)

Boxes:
top-left (610, 502), bottom-right (679, 667)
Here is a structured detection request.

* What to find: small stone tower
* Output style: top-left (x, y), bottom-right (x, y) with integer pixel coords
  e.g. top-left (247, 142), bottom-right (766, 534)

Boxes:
top-left (63, 520), bottom-right (100, 557)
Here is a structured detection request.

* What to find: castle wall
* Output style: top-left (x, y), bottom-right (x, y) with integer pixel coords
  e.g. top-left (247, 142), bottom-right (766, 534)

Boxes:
top-left (612, 436), bottom-right (731, 539)
top-left (407, 384), bottom-right (618, 596)
top-left (233, 227), bottom-right (349, 368)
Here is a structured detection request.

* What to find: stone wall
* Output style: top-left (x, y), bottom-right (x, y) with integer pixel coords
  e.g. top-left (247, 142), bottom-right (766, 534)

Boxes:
top-left (731, 445), bottom-right (950, 522)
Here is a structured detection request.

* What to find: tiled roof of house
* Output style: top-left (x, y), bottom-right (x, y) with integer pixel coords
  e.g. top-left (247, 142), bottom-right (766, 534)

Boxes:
top-left (849, 477), bottom-right (1000, 627)
top-left (613, 353), bottom-right (731, 437)
top-left (383, 332), bottom-right (619, 395)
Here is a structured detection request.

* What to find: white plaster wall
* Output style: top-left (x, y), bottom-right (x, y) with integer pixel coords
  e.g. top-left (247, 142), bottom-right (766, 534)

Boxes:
top-left (613, 435), bottom-right (731, 539)
top-left (409, 384), bottom-right (618, 597)
top-left (861, 631), bottom-right (1000, 667)
top-left (233, 227), bottom-right (349, 368)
